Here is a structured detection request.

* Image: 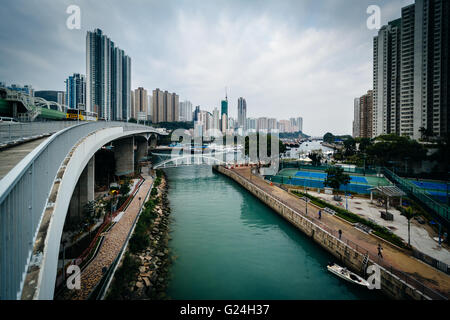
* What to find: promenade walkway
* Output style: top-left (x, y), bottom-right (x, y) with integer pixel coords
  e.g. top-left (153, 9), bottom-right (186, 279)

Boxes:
top-left (232, 167), bottom-right (450, 298)
top-left (67, 170), bottom-right (153, 300)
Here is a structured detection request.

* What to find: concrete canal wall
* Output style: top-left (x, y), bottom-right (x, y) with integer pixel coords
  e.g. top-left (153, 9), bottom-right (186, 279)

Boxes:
top-left (214, 165), bottom-right (429, 300)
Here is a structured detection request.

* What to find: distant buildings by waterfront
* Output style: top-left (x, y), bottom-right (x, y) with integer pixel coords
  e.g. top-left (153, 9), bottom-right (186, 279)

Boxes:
top-left (354, 0), bottom-right (449, 140)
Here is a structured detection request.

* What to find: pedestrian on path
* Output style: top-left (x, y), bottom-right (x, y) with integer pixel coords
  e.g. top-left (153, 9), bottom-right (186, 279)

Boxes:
top-left (338, 229), bottom-right (342, 240)
top-left (318, 209), bottom-right (322, 220)
top-left (378, 244), bottom-right (383, 259)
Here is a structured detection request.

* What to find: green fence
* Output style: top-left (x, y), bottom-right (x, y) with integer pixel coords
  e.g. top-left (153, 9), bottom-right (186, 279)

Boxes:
top-left (382, 168), bottom-right (449, 224)
top-left (279, 161), bottom-right (378, 175)
top-left (268, 175), bottom-right (373, 195)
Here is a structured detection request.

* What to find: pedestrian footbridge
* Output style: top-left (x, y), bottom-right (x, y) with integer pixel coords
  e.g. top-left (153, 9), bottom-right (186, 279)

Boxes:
top-left (0, 122), bottom-right (167, 300)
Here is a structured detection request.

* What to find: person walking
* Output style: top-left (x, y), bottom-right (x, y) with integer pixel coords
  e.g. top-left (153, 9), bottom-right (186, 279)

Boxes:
top-left (377, 243), bottom-right (383, 259)
top-left (338, 229), bottom-right (342, 240)
top-left (318, 209), bottom-right (322, 220)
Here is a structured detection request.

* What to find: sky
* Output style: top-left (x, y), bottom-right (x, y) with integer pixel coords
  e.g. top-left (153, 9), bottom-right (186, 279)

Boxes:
top-left (0, 0), bottom-right (414, 136)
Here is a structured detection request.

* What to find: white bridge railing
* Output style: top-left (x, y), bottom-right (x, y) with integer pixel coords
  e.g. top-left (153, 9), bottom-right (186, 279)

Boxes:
top-left (0, 122), bottom-right (161, 299)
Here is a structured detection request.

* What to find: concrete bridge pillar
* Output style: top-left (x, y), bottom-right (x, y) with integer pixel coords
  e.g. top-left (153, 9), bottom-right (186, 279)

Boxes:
top-left (149, 134), bottom-right (157, 149)
top-left (68, 156), bottom-right (95, 223)
top-left (136, 139), bottom-right (148, 162)
top-left (114, 137), bottom-right (135, 176)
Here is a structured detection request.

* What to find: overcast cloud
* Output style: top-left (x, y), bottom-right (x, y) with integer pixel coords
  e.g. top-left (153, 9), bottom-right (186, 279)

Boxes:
top-left (0, 0), bottom-right (413, 136)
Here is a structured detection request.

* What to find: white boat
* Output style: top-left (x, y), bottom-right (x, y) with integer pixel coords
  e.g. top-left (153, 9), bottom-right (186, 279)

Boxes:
top-left (327, 263), bottom-right (370, 288)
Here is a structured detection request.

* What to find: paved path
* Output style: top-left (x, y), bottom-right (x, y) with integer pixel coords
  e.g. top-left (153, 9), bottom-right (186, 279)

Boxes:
top-left (69, 170), bottom-right (153, 300)
top-left (307, 189), bottom-right (450, 265)
top-left (0, 137), bottom-right (48, 179)
top-left (233, 167), bottom-right (450, 298)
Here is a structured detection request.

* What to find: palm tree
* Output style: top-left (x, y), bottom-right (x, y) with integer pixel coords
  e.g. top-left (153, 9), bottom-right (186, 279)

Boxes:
top-left (403, 206), bottom-right (416, 246)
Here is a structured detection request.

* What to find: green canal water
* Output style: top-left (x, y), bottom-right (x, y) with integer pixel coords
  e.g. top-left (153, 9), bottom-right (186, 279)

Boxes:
top-left (165, 166), bottom-right (384, 300)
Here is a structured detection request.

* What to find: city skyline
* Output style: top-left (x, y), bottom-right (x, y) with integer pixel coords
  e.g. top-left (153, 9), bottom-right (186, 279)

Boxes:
top-left (0, 0), bottom-right (414, 136)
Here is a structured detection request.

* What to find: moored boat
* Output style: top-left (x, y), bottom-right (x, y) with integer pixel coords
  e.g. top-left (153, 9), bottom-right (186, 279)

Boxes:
top-left (327, 263), bottom-right (370, 288)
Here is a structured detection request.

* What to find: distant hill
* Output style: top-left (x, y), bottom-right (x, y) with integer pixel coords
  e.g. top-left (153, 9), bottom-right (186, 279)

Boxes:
top-left (279, 131), bottom-right (310, 139)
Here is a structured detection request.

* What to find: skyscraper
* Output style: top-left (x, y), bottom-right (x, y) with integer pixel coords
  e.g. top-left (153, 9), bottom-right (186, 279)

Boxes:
top-left (237, 97), bottom-right (247, 130)
top-left (353, 98), bottom-right (361, 138)
top-left (221, 98), bottom-right (228, 116)
top-left (86, 28), bottom-right (131, 120)
top-left (179, 100), bottom-right (193, 122)
top-left (134, 87), bottom-right (148, 121)
top-left (372, 0), bottom-right (449, 139)
top-left (65, 73), bottom-right (86, 109)
top-left (360, 90), bottom-right (374, 138)
top-left (373, 19), bottom-right (402, 137)
top-left (151, 88), bottom-right (180, 123)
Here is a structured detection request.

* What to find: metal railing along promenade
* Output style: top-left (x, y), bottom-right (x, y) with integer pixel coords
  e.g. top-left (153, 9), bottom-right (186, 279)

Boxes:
top-left (0, 121), bottom-right (77, 145)
top-left (0, 121), bottom-right (159, 299)
top-left (230, 168), bottom-right (447, 300)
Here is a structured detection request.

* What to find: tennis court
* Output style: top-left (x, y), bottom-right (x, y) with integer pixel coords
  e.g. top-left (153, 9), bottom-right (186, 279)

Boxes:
top-left (411, 180), bottom-right (447, 192)
top-left (292, 170), bottom-right (368, 183)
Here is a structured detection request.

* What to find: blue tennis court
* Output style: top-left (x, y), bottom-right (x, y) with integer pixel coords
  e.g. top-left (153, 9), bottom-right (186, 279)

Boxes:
top-left (350, 176), bottom-right (368, 183)
top-left (294, 171), bottom-right (327, 179)
top-left (411, 181), bottom-right (447, 191)
top-left (293, 170), bottom-right (367, 183)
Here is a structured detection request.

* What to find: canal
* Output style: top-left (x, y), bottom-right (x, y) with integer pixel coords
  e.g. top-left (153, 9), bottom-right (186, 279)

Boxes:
top-left (165, 165), bottom-right (384, 300)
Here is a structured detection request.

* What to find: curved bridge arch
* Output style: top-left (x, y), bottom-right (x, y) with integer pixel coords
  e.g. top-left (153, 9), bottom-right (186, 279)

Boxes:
top-left (153, 154), bottom-right (228, 169)
top-left (0, 122), bottom-right (167, 300)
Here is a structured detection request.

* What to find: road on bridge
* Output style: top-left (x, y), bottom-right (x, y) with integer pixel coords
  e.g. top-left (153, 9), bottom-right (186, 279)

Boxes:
top-left (0, 137), bottom-right (48, 179)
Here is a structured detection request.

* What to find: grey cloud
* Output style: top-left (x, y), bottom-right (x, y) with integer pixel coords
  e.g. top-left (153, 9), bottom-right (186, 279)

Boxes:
top-left (0, 0), bottom-right (413, 135)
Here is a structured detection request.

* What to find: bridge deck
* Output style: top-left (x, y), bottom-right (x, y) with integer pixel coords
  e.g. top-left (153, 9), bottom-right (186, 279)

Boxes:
top-left (0, 137), bottom-right (48, 180)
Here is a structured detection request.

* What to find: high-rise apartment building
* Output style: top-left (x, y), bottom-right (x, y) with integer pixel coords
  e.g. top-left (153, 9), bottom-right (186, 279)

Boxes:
top-left (353, 98), bottom-right (361, 138)
top-left (134, 87), bottom-right (148, 121)
top-left (151, 88), bottom-right (179, 123)
top-left (246, 118), bottom-right (257, 131)
top-left (65, 73), bottom-right (86, 109)
top-left (372, 1), bottom-right (449, 139)
top-left (86, 29), bottom-right (131, 120)
top-left (360, 90), bottom-right (374, 138)
top-left (179, 100), bottom-right (193, 122)
top-left (257, 117), bottom-right (268, 131)
top-left (237, 97), bottom-right (247, 129)
top-left (373, 19), bottom-right (402, 137)
top-left (268, 118), bottom-right (277, 131)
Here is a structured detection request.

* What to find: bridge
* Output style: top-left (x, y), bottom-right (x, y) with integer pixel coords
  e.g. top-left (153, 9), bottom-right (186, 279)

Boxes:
top-left (152, 154), bottom-right (230, 169)
top-left (0, 121), bottom-right (167, 300)
top-left (0, 87), bottom-right (69, 122)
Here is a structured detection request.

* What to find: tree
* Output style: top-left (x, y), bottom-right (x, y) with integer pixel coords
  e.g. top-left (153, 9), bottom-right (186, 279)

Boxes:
top-left (403, 206), bottom-right (417, 246)
top-left (419, 126), bottom-right (434, 141)
top-left (323, 132), bottom-right (334, 144)
top-left (307, 152), bottom-right (322, 166)
top-left (343, 137), bottom-right (356, 157)
top-left (128, 118), bottom-right (137, 123)
top-left (324, 166), bottom-right (351, 193)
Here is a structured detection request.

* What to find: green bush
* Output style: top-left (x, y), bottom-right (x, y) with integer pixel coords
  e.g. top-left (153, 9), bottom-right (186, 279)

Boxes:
top-left (106, 252), bottom-right (140, 299)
